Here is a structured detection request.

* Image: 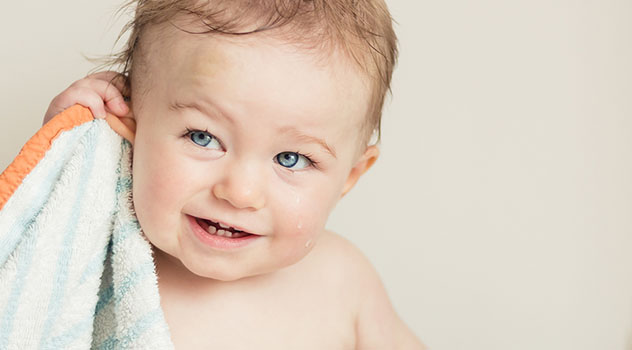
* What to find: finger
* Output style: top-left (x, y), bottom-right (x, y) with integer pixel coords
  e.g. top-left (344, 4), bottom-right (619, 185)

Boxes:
top-left (53, 86), bottom-right (108, 119)
top-left (105, 96), bottom-right (129, 117)
top-left (73, 78), bottom-right (129, 117)
top-left (88, 71), bottom-right (129, 96)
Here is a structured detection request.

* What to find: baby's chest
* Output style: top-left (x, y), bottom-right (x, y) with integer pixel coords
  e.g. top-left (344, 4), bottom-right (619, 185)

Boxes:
top-left (160, 289), bottom-right (356, 349)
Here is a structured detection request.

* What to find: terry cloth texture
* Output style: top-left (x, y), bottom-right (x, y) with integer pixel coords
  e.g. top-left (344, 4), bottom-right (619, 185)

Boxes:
top-left (0, 105), bottom-right (174, 349)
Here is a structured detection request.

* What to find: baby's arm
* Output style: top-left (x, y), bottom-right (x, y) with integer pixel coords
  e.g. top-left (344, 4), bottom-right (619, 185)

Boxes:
top-left (43, 71), bottom-right (129, 125)
top-left (354, 267), bottom-right (425, 349)
top-left (315, 232), bottom-right (424, 349)
top-left (350, 246), bottom-right (425, 349)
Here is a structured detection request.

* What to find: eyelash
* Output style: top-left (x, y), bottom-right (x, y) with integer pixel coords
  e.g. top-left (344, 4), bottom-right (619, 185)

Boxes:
top-left (291, 152), bottom-right (319, 170)
top-left (183, 127), bottom-right (223, 149)
top-left (182, 127), bottom-right (320, 169)
top-left (183, 127), bottom-right (209, 139)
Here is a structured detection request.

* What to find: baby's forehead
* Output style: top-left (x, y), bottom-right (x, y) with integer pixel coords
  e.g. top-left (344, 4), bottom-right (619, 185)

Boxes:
top-left (138, 22), bottom-right (373, 143)
top-left (144, 18), bottom-right (363, 77)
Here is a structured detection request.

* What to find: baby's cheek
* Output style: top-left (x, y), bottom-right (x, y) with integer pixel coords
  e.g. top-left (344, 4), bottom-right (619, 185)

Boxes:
top-left (288, 196), bottom-right (333, 242)
top-left (132, 148), bottom-right (182, 236)
top-left (133, 165), bottom-right (169, 213)
top-left (134, 142), bottom-right (186, 202)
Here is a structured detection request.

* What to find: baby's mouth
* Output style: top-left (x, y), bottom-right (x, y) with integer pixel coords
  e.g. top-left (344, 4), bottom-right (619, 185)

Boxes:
top-left (195, 217), bottom-right (252, 239)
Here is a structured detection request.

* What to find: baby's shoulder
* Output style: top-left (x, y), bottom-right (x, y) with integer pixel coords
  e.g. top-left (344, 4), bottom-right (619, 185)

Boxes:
top-left (305, 231), bottom-right (376, 285)
top-left (294, 231), bottom-right (385, 311)
top-left (302, 231), bottom-right (426, 349)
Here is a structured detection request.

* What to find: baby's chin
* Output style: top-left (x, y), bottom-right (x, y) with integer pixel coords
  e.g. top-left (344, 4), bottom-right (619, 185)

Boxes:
top-left (150, 245), bottom-right (242, 282)
top-left (188, 266), bottom-right (254, 282)
top-left (178, 255), bottom-right (276, 283)
top-left (152, 236), bottom-right (314, 283)
top-left (180, 252), bottom-right (312, 283)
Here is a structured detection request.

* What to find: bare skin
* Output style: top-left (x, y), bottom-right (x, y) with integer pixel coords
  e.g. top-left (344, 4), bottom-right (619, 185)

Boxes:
top-left (155, 231), bottom-right (423, 349)
top-left (44, 24), bottom-right (425, 348)
top-left (45, 82), bottom-right (425, 350)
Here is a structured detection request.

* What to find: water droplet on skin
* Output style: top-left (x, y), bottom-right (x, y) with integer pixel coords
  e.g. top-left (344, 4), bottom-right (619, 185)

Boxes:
top-left (305, 239), bottom-right (312, 248)
top-left (296, 221), bottom-right (303, 230)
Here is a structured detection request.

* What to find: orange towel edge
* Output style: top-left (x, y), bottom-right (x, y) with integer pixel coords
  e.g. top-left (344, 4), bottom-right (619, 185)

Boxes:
top-left (0, 105), bottom-right (94, 210)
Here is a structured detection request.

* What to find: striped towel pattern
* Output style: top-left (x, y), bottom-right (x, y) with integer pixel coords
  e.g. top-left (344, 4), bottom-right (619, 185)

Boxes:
top-left (0, 105), bottom-right (173, 349)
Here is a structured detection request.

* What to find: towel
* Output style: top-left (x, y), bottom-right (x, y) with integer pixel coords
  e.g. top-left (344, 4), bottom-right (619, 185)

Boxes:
top-left (0, 105), bottom-right (174, 349)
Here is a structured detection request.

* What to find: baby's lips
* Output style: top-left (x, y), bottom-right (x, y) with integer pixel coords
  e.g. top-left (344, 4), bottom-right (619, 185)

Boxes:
top-left (195, 214), bottom-right (260, 236)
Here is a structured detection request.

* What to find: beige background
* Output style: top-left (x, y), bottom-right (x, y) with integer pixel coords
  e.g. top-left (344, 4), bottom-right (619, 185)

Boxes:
top-left (2, 1), bottom-right (631, 349)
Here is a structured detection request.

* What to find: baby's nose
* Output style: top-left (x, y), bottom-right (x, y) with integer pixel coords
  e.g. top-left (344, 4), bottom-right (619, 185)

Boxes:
top-left (211, 164), bottom-right (265, 210)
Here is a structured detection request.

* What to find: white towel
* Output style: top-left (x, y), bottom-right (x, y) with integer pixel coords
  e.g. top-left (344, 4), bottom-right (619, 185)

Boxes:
top-left (0, 105), bottom-right (173, 349)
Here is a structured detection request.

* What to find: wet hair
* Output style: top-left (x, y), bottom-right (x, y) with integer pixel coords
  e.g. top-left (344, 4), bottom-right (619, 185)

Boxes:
top-left (108, 0), bottom-right (398, 143)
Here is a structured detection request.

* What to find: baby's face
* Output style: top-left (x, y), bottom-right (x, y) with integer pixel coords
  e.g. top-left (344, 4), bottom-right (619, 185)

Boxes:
top-left (130, 27), bottom-right (372, 281)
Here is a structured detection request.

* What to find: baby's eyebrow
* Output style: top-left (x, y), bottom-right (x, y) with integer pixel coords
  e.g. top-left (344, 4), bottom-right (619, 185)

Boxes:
top-left (169, 100), bottom-right (336, 158)
top-left (279, 126), bottom-right (337, 159)
top-left (169, 101), bottom-right (233, 125)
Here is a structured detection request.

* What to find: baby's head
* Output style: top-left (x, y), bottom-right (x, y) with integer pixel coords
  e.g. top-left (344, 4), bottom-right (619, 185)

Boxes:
top-left (111, 0), bottom-right (397, 281)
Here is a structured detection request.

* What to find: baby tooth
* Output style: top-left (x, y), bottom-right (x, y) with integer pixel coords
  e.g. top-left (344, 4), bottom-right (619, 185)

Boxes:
top-left (207, 225), bottom-right (217, 234)
top-left (219, 223), bottom-right (230, 229)
top-left (216, 229), bottom-right (226, 236)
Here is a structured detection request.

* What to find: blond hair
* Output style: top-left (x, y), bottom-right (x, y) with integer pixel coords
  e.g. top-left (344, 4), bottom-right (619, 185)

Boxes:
top-left (110, 0), bottom-right (398, 142)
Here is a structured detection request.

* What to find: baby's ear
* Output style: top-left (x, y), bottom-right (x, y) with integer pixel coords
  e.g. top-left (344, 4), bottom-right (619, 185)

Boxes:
top-left (105, 110), bottom-right (136, 145)
top-left (341, 145), bottom-right (379, 197)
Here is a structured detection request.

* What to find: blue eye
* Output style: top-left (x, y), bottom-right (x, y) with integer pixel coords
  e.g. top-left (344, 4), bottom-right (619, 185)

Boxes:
top-left (276, 152), bottom-right (311, 170)
top-left (188, 130), bottom-right (221, 149)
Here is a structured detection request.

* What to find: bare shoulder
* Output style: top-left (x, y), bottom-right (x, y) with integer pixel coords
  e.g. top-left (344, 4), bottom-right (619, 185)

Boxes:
top-left (306, 230), bottom-right (374, 279)
top-left (306, 231), bottom-right (426, 350)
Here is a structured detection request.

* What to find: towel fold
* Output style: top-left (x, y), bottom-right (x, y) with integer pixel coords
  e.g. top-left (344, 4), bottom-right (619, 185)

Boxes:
top-left (0, 105), bottom-right (173, 349)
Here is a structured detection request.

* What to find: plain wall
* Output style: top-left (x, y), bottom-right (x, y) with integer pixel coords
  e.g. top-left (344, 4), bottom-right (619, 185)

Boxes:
top-left (1, 1), bottom-right (631, 349)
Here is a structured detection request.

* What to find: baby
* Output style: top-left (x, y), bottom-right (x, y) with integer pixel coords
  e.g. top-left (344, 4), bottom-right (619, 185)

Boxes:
top-left (44, 0), bottom-right (423, 348)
